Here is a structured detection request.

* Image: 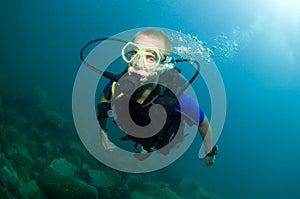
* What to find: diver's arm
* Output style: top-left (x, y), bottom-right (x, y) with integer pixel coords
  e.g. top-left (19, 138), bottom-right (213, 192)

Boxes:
top-left (99, 93), bottom-right (109, 131)
top-left (98, 93), bottom-right (109, 146)
top-left (178, 93), bottom-right (217, 165)
top-left (198, 115), bottom-right (215, 166)
top-left (98, 92), bottom-right (116, 150)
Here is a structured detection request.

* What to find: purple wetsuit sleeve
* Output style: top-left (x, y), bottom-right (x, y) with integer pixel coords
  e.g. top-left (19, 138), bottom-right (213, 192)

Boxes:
top-left (176, 93), bottom-right (205, 124)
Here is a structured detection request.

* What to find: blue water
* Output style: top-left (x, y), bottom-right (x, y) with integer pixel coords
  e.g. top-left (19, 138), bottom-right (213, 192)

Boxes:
top-left (2, 0), bottom-right (300, 198)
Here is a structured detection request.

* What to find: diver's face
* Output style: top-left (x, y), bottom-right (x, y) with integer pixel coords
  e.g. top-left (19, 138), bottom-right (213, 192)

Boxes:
top-left (127, 35), bottom-right (166, 84)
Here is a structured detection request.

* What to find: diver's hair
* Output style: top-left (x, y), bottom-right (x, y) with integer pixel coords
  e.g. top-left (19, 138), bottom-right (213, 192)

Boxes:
top-left (133, 28), bottom-right (172, 56)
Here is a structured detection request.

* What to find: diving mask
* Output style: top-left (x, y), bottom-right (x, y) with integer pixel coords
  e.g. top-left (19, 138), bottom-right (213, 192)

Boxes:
top-left (121, 42), bottom-right (166, 70)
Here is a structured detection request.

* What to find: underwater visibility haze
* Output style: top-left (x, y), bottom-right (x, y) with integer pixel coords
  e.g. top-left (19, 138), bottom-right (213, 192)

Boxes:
top-left (1, 0), bottom-right (300, 198)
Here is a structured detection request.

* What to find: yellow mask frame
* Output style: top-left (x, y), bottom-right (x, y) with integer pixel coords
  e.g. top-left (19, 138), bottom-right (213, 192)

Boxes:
top-left (121, 42), bottom-right (165, 70)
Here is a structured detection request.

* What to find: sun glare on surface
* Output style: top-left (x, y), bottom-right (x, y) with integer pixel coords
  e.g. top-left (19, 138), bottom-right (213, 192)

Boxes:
top-left (272, 0), bottom-right (300, 21)
top-left (244, 0), bottom-right (300, 84)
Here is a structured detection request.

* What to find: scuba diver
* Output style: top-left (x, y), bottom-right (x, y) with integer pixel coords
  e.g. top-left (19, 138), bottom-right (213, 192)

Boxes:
top-left (82, 28), bottom-right (218, 166)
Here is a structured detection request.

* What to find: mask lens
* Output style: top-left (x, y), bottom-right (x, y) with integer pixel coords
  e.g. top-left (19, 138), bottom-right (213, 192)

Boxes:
top-left (143, 49), bottom-right (160, 68)
top-left (122, 42), bottom-right (138, 63)
top-left (122, 42), bottom-right (162, 69)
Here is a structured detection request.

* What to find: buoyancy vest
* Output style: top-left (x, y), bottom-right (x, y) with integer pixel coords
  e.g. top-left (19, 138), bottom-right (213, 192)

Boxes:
top-left (98, 69), bottom-right (187, 152)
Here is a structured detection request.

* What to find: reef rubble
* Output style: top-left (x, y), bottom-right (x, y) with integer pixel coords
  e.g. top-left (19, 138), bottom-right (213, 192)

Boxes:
top-left (0, 83), bottom-right (222, 199)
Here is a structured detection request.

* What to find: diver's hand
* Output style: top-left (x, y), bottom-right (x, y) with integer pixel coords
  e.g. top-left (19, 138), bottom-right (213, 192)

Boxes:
top-left (205, 145), bottom-right (218, 166)
top-left (205, 155), bottom-right (216, 166)
top-left (100, 129), bottom-right (116, 151)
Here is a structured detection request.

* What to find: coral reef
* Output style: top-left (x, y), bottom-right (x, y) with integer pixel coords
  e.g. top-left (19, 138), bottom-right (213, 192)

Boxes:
top-left (37, 158), bottom-right (98, 199)
top-left (0, 75), bottom-right (222, 198)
